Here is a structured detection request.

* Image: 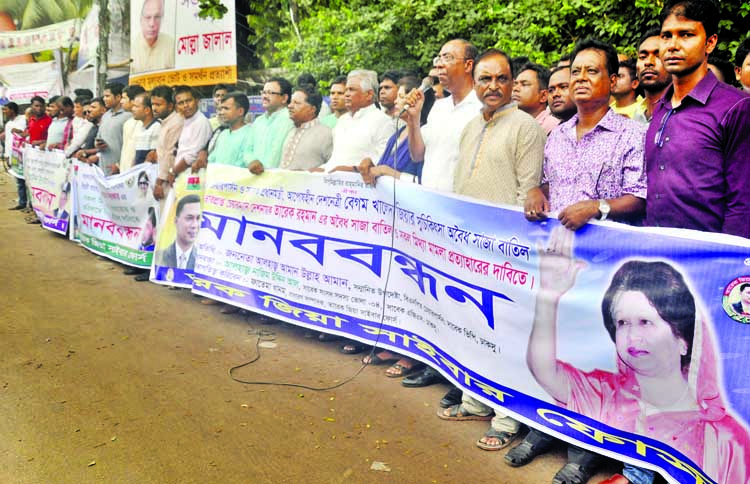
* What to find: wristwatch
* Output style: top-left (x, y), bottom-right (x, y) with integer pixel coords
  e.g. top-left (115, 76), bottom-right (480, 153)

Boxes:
top-left (598, 199), bottom-right (611, 221)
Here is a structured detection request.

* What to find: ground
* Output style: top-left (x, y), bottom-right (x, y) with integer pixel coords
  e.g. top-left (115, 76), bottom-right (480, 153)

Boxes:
top-left (0, 172), bottom-right (625, 484)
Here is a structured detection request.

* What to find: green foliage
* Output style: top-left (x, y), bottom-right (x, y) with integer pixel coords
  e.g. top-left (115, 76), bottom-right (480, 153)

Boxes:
top-left (215, 0), bottom-right (750, 85)
top-left (197, 0), bottom-right (228, 20)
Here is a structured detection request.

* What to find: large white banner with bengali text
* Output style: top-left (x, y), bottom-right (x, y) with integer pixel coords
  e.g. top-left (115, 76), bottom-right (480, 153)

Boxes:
top-left (71, 161), bottom-right (160, 267)
top-left (188, 164), bottom-right (750, 484)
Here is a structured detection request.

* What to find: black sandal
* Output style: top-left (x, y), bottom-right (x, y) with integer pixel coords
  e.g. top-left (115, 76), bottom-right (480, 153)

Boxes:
top-left (504, 428), bottom-right (556, 467)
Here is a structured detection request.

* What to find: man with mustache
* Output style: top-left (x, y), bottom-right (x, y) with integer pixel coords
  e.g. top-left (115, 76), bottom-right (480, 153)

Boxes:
top-left (633, 29), bottom-right (672, 124)
top-left (441, 48), bottom-right (545, 452)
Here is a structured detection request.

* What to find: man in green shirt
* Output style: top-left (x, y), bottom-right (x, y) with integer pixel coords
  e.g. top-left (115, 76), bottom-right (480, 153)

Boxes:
top-left (208, 92), bottom-right (252, 167)
top-left (320, 76), bottom-right (348, 129)
top-left (244, 77), bottom-right (294, 170)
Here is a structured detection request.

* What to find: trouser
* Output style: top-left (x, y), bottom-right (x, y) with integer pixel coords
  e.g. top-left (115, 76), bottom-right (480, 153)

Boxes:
top-left (461, 394), bottom-right (521, 434)
top-left (623, 463), bottom-right (656, 484)
top-left (16, 177), bottom-right (28, 207)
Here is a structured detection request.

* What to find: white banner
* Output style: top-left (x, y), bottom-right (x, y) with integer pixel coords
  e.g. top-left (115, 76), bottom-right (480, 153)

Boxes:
top-left (0, 19), bottom-right (78, 58)
top-left (129, 0), bottom-right (236, 89)
top-left (71, 161), bottom-right (160, 267)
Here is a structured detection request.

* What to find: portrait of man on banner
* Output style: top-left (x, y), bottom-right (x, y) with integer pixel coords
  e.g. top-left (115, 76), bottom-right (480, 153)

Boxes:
top-left (53, 181), bottom-right (71, 220)
top-left (154, 193), bottom-right (200, 271)
top-left (527, 227), bottom-right (750, 483)
top-left (131, 0), bottom-right (175, 74)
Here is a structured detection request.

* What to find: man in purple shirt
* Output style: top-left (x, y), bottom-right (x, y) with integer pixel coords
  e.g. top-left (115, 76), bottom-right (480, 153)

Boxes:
top-left (645, 0), bottom-right (750, 238)
top-left (525, 38), bottom-right (647, 232)
top-left (517, 38), bottom-right (648, 484)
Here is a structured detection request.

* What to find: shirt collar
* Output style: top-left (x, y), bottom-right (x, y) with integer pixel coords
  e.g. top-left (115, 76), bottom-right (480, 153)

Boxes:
top-left (348, 104), bottom-right (378, 120)
top-left (261, 107), bottom-right (288, 121)
top-left (561, 107), bottom-right (620, 139)
top-left (481, 103), bottom-right (516, 124)
top-left (660, 70), bottom-right (718, 108)
top-left (295, 118), bottom-right (319, 130)
top-left (450, 90), bottom-right (481, 110)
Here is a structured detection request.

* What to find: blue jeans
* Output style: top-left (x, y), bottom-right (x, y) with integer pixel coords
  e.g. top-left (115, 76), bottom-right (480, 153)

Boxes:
top-left (16, 177), bottom-right (28, 207)
top-left (623, 463), bottom-right (656, 484)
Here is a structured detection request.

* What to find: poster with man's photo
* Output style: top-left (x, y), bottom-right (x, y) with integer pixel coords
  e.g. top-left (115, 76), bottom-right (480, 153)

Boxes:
top-left (129, 0), bottom-right (237, 89)
top-left (150, 171), bottom-right (204, 287)
top-left (71, 161), bottom-right (160, 268)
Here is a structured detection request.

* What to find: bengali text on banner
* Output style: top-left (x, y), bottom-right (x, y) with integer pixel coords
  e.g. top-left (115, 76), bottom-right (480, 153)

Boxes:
top-left (22, 146), bottom-right (71, 234)
top-left (71, 161), bottom-right (159, 268)
top-left (189, 164), bottom-right (750, 484)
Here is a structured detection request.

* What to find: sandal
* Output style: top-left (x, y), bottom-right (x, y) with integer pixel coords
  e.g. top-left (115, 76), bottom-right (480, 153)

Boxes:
top-left (476, 428), bottom-right (518, 451)
top-left (437, 404), bottom-right (493, 422)
top-left (339, 342), bottom-right (369, 355)
top-left (385, 359), bottom-right (424, 378)
top-left (220, 305), bottom-right (239, 314)
top-left (504, 428), bottom-right (556, 467)
top-left (362, 350), bottom-right (399, 365)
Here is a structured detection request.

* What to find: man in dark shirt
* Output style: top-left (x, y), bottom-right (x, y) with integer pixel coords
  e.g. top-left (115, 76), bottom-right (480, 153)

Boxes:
top-left (645, 0), bottom-right (750, 238)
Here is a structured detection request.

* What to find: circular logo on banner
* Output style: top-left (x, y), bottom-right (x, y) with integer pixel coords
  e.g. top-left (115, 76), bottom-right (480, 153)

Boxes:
top-left (723, 276), bottom-right (750, 324)
top-left (166, 268), bottom-right (174, 283)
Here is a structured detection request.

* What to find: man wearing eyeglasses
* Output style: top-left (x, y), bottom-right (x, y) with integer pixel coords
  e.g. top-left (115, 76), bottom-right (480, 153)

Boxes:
top-left (132, 0), bottom-right (175, 74)
top-left (397, 39), bottom-right (482, 392)
top-left (245, 77), bottom-right (295, 172)
top-left (645, 0), bottom-right (750, 238)
top-left (400, 39), bottom-right (482, 193)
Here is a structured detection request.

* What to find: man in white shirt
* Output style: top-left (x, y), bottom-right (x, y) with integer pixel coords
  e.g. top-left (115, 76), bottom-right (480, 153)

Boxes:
top-left (318, 69), bottom-right (394, 172)
top-left (64, 96), bottom-right (94, 158)
top-left (401, 38), bottom-right (483, 191)
top-left (2, 103), bottom-right (26, 162)
top-left (167, 85), bottom-right (212, 186)
top-left (119, 84), bottom-right (147, 172)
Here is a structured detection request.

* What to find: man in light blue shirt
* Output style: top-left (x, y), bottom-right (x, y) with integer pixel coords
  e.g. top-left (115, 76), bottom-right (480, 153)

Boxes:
top-left (244, 77), bottom-right (294, 170)
top-left (209, 92), bottom-right (252, 167)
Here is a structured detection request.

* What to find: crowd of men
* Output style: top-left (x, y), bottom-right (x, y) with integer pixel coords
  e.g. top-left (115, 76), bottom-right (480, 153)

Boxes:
top-left (2, 0), bottom-right (750, 482)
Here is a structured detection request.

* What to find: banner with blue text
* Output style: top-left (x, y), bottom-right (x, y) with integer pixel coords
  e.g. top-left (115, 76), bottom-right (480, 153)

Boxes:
top-left (71, 161), bottom-right (160, 267)
top-left (192, 164), bottom-right (750, 484)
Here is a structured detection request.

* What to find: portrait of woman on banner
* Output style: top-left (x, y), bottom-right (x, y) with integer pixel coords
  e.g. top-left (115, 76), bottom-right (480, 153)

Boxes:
top-left (527, 227), bottom-right (750, 483)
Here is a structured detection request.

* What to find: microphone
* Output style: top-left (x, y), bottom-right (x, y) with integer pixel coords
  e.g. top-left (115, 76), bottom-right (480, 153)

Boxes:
top-left (398, 78), bottom-right (434, 116)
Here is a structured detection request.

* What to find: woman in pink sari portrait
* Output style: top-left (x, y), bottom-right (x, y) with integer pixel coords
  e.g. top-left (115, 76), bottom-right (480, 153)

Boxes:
top-left (527, 228), bottom-right (750, 484)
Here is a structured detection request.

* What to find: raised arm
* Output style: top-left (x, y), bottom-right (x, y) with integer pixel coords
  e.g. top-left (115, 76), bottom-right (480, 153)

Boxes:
top-left (526, 226), bottom-right (584, 404)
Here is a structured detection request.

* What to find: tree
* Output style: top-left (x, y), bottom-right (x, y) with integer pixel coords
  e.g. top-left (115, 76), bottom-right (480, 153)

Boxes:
top-left (199, 0), bottom-right (750, 86)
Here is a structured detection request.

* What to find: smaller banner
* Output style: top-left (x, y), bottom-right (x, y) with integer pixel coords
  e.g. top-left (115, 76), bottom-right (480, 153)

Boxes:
top-left (0, 61), bottom-right (63, 103)
top-left (22, 146), bottom-right (71, 234)
top-left (71, 161), bottom-right (160, 267)
top-left (0, 19), bottom-right (79, 58)
top-left (150, 171), bottom-right (204, 287)
top-left (129, 0), bottom-right (236, 89)
top-left (8, 133), bottom-right (25, 178)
